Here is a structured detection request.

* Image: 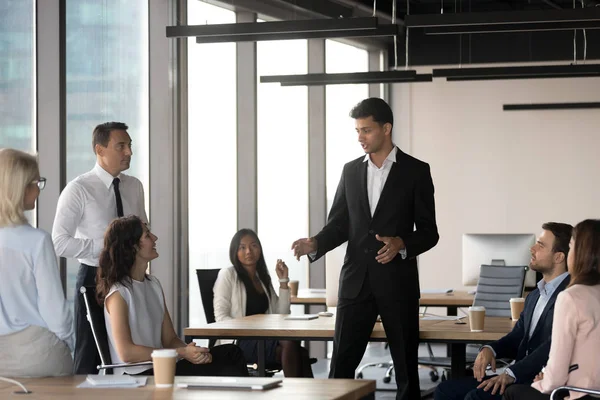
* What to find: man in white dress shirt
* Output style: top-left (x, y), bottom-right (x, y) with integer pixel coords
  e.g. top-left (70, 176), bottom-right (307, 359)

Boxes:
top-left (52, 122), bottom-right (147, 374)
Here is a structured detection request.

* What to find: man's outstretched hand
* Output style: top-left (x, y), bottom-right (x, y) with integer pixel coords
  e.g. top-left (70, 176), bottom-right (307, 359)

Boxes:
top-left (291, 237), bottom-right (318, 261)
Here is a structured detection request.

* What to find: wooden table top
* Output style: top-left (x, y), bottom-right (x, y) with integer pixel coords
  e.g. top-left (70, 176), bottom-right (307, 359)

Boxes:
top-left (185, 314), bottom-right (512, 343)
top-left (290, 290), bottom-right (475, 307)
top-left (420, 317), bottom-right (516, 342)
top-left (0, 376), bottom-right (376, 400)
top-left (291, 289), bottom-right (328, 305)
top-left (420, 291), bottom-right (474, 307)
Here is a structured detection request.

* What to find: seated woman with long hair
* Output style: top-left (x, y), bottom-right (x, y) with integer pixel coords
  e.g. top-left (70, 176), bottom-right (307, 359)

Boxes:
top-left (0, 148), bottom-right (73, 377)
top-left (213, 228), bottom-right (313, 378)
top-left (97, 215), bottom-right (248, 376)
top-left (504, 219), bottom-right (600, 400)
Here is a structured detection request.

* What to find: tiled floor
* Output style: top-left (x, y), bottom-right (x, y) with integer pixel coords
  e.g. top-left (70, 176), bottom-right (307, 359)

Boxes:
top-left (274, 342), bottom-right (449, 399)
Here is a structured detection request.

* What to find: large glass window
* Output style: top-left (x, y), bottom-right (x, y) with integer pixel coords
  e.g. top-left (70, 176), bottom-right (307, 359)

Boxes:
top-left (65, 0), bottom-right (149, 305)
top-left (187, 1), bottom-right (237, 328)
top-left (325, 40), bottom-right (369, 274)
top-left (0, 0), bottom-right (35, 151)
top-left (257, 39), bottom-right (309, 293)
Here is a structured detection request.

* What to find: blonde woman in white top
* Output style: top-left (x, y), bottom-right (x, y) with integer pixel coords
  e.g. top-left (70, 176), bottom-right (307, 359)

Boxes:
top-left (214, 229), bottom-right (313, 377)
top-left (0, 148), bottom-right (73, 377)
top-left (97, 215), bottom-right (248, 376)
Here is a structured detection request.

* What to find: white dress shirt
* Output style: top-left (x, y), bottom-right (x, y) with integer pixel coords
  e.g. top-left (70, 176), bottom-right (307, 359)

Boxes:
top-left (364, 146), bottom-right (398, 217)
top-left (0, 224), bottom-right (75, 351)
top-left (364, 146), bottom-right (407, 259)
top-left (52, 163), bottom-right (147, 267)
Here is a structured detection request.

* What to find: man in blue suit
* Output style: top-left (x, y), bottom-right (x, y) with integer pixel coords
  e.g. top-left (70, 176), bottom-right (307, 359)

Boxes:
top-left (434, 222), bottom-right (573, 400)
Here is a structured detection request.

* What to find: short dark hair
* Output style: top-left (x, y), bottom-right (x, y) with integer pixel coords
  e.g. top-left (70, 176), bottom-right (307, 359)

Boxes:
top-left (92, 122), bottom-right (129, 153)
top-left (349, 97), bottom-right (394, 127)
top-left (542, 222), bottom-right (573, 259)
top-left (569, 219), bottom-right (600, 287)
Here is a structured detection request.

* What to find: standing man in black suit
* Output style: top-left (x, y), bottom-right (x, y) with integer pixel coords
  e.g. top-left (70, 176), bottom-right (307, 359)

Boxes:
top-left (292, 97), bottom-right (439, 400)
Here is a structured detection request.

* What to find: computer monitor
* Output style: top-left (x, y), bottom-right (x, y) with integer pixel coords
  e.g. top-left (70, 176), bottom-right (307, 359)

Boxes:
top-left (462, 233), bottom-right (537, 288)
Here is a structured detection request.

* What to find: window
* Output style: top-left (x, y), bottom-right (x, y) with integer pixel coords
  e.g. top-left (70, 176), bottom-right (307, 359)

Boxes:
top-left (325, 40), bottom-right (369, 274)
top-left (187, 1), bottom-right (237, 328)
top-left (65, 0), bottom-right (149, 305)
top-left (0, 0), bottom-right (35, 151)
top-left (257, 39), bottom-right (309, 292)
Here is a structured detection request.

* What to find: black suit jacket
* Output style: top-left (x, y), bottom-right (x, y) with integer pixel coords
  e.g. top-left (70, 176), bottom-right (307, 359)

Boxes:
top-left (490, 274), bottom-right (571, 384)
top-left (312, 148), bottom-right (439, 299)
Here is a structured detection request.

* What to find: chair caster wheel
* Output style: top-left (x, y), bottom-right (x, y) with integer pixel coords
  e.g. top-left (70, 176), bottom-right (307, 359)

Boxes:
top-left (356, 373), bottom-right (363, 379)
top-left (383, 376), bottom-right (391, 384)
top-left (429, 370), bottom-right (439, 382)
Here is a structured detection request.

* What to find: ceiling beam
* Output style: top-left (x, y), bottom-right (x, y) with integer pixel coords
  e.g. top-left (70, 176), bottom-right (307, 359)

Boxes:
top-left (405, 7), bottom-right (600, 34)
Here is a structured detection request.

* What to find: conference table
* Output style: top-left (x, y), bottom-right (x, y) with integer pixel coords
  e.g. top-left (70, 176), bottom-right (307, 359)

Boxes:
top-left (0, 375), bottom-right (376, 400)
top-left (185, 314), bottom-right (514, 379)
top-left (291, 289), bottom-right (474, 315)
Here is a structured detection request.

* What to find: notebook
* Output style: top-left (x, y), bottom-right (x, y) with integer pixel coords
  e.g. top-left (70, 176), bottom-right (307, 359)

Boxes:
top-left (284, 314), bottom-right (319, 320)
top-left (177, 377), bottom-right (282, 391)
top-left (82, 375), bottom-right (147, 388)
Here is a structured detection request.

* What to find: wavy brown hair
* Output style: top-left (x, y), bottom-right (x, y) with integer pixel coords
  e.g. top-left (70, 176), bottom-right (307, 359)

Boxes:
top-left (569, 219), bottom-right (600, 287)
top-left (96, 215), bottom-right (146, 304)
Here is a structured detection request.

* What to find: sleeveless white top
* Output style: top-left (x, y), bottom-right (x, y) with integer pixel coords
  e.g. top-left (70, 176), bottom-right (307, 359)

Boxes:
top-left (104, 275), bottom-right (164, 375)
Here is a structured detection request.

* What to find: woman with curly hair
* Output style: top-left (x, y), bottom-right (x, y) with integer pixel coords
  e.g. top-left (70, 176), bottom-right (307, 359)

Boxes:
top-left (97, 215), bottom-right (248, 376)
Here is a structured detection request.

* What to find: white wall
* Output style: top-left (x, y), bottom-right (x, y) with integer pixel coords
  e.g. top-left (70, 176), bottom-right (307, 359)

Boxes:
top-left (391, 65), bottom-right (600, 291)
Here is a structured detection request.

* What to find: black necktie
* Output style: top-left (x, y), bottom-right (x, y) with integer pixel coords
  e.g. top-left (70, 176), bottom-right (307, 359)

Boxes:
top-left (113, 178), bottom-right (124, 217)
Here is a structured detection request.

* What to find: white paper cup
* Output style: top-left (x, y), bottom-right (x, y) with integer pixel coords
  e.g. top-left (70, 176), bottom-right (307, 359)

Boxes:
top-left (468, 306), bottom-right (486, 332)
top-left (509, 298), bottom-right (525, 321)
top-left (151, 349), bottom-right (177, 388)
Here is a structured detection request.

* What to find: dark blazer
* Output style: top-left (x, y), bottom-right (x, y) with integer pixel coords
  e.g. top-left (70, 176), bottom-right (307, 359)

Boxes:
top-left (312, 148), bottom-right (439, 299)
top-left (490, 274), bottom-right (571, 384)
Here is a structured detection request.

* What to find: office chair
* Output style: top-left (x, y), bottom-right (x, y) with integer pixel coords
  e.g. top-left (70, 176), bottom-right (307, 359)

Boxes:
top-left (551, 386), bottom-right (600, 400)
top-left (80, 286), bottom-right (153, 375)
top-left (417, 264), bottom-right (528, 379)
top-left (195, 269), bottom-right (285, 377)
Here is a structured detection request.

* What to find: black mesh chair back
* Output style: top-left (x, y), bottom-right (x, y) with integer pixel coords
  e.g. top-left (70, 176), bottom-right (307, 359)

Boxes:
top-left (196, 268), bottom-right (221, 348)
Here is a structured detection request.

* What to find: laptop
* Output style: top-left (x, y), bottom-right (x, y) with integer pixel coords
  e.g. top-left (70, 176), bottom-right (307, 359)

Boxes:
top-left (177, 377), bottom-right (283, 391)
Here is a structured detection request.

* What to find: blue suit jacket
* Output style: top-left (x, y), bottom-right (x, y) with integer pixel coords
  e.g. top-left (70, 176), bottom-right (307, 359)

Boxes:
top-left (489, 274), bottom-right (570, 384)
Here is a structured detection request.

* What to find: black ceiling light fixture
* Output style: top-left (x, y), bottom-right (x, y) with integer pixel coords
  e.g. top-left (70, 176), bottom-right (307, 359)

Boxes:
top-left (432, 64), bottom-right (600, 81)
top-left (260, 71), bottom-right (432, 86)
top-left (503, 102), bottom-right (600, 111)
top-left (166, 16), bottom-right (400, 43)
top-left (404, 7), bottom-right (600, 35)
top-left (258, 0), bottom-right (432, 86)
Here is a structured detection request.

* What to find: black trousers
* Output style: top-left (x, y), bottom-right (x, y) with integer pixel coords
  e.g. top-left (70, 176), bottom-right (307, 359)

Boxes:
top-left (503, 384), bottom-right (593, 400)
top-left (329, 271), bottom-right (420, 400)
top-left (73, 264), bottom-right (102, 374)
top-left (135, 344), bottom-right (250, 377)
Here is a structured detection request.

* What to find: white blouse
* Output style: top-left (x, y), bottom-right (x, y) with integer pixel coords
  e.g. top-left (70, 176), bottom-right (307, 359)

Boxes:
top-left (213, 266), bottom-right (290, 322)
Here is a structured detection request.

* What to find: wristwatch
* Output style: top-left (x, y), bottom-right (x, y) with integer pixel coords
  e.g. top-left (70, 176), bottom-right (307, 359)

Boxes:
top-left (279, 278), bottom-right (290, 283)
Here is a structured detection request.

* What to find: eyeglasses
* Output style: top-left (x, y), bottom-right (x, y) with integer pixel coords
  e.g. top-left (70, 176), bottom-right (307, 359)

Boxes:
top-left (33, 177), bottom-right (47, 190)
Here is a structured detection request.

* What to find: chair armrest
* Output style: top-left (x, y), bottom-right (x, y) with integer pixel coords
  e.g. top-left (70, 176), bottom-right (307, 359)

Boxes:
top-left (551, 386), bottom-right (600, 400)
top-left (97, 361), bottom-right (154, 370)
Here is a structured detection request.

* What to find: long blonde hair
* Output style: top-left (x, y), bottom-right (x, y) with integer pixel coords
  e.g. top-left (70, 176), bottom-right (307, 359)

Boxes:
top-left (0, 148), bottom-right (39, 227)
